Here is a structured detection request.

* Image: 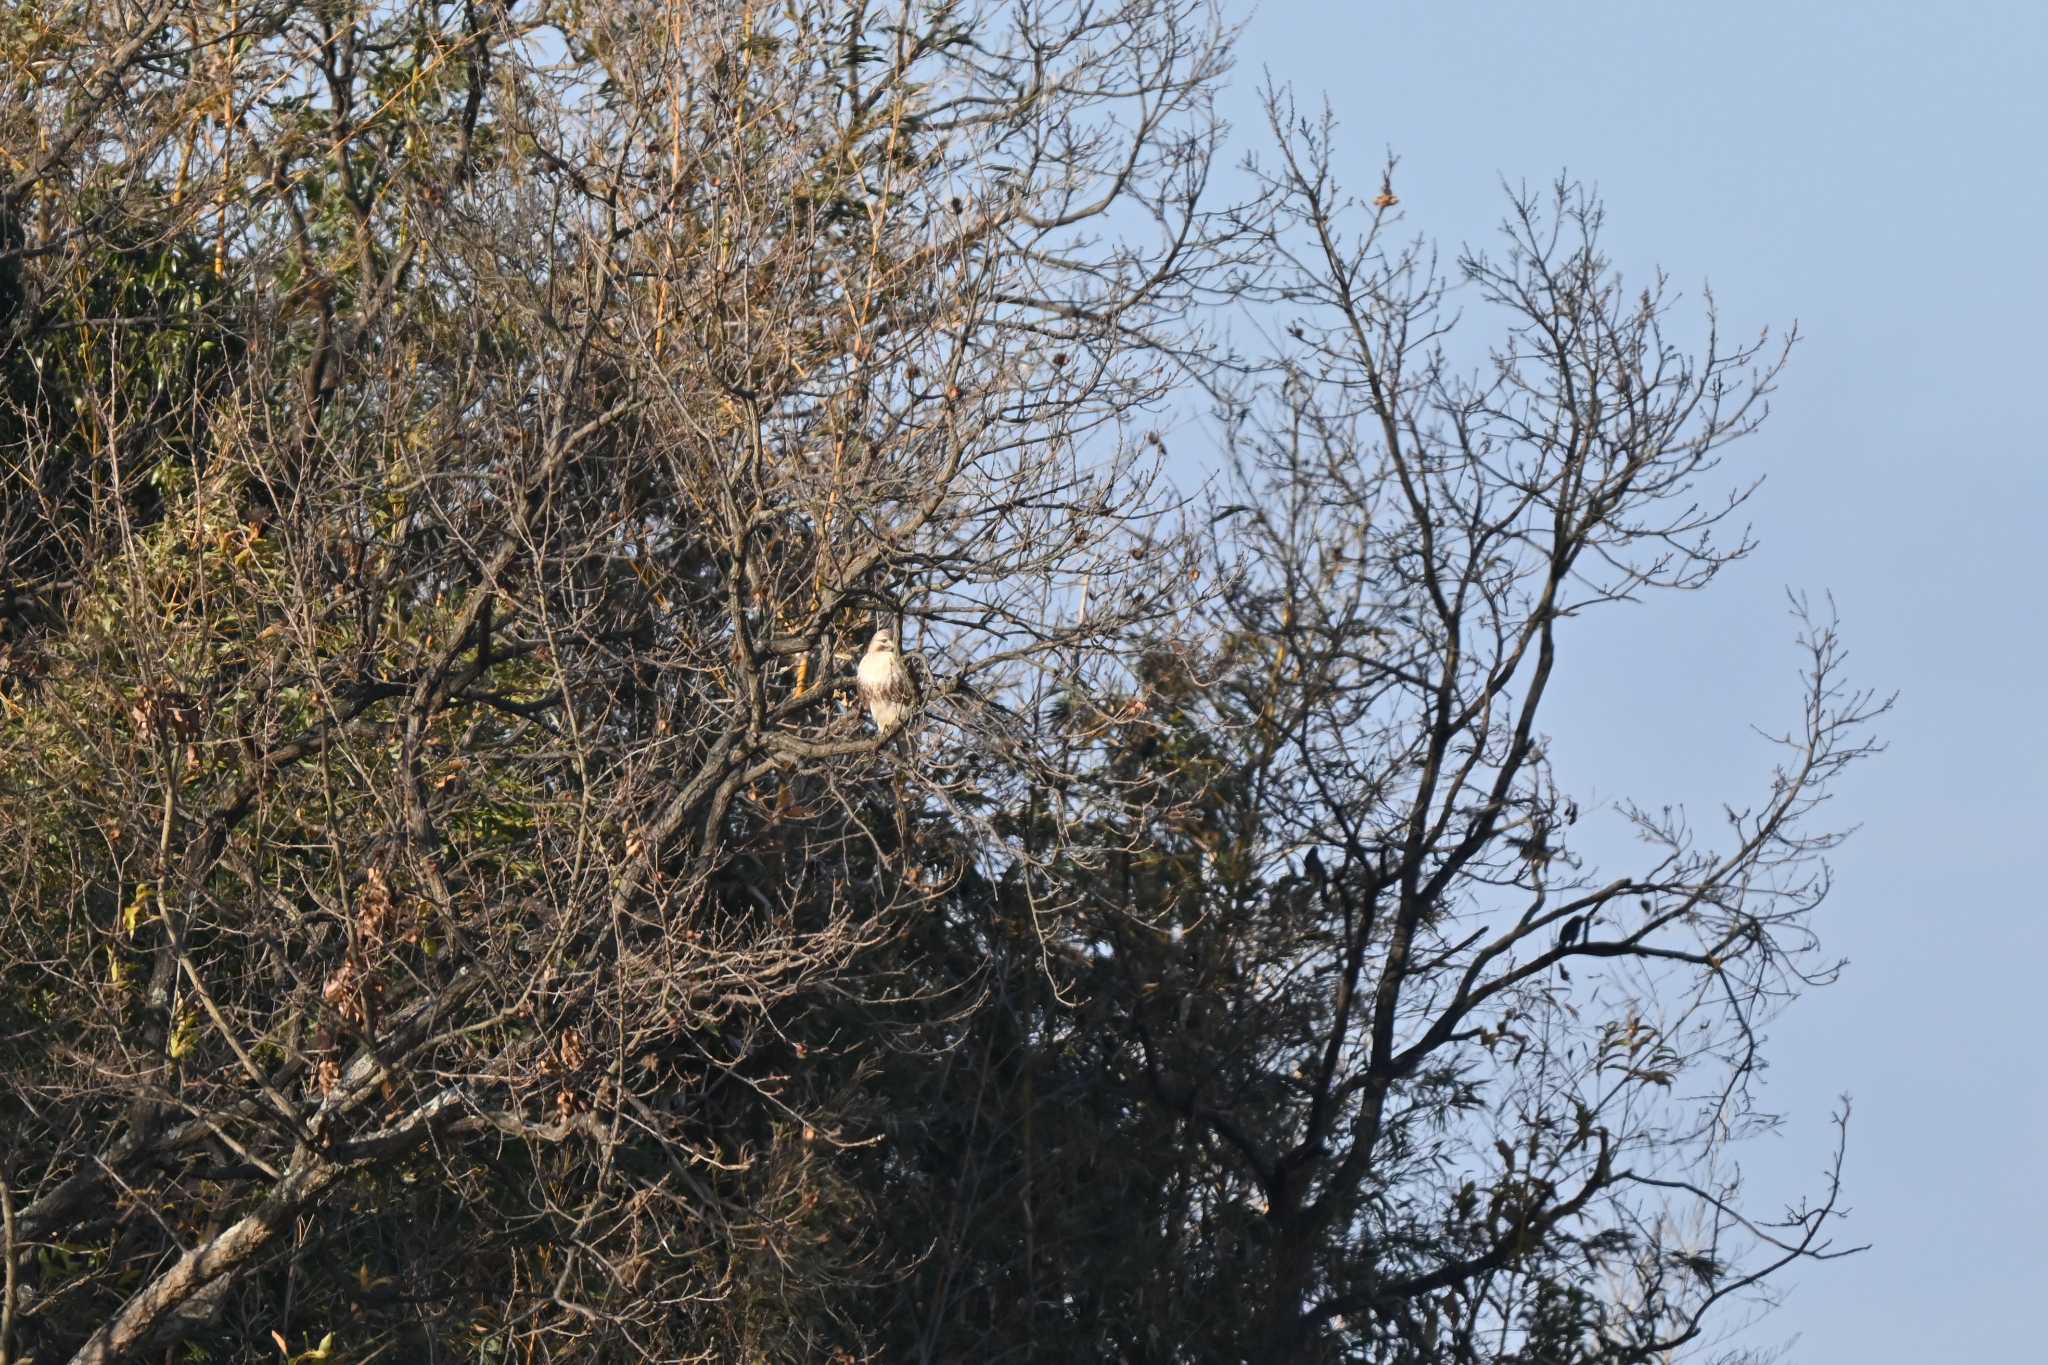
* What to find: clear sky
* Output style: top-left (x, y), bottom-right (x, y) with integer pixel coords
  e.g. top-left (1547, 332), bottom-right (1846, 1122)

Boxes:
top-left (1204, 2), bottom-right (2047, 1359)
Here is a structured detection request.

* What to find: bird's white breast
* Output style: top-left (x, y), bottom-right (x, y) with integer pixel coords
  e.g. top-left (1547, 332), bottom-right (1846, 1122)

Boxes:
top-left (856, 650), bottom-right (895, 691)
top-left (858, 650), bottom-right (910, 730)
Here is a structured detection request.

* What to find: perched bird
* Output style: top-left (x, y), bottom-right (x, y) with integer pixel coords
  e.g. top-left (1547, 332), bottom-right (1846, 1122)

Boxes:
top-left (856, 629), bottom-right (917, 737)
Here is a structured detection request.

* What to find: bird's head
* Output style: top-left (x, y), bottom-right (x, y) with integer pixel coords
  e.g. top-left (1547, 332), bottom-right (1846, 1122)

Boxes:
top-left (866, 629), bottom-right (896, 655)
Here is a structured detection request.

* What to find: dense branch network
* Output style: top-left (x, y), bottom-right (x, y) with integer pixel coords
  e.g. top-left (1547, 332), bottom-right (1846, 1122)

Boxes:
top-left (0, 7), bottom-right (1879, 1365)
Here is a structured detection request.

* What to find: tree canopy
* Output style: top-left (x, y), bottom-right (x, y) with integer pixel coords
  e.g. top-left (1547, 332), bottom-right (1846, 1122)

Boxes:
top-left (0, 3), bottom-right (1881, 1362)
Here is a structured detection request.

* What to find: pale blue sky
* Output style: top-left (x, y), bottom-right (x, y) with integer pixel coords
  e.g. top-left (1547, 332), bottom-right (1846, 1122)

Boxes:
top-left (1209, 2), bottom-right (2046, 1359)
